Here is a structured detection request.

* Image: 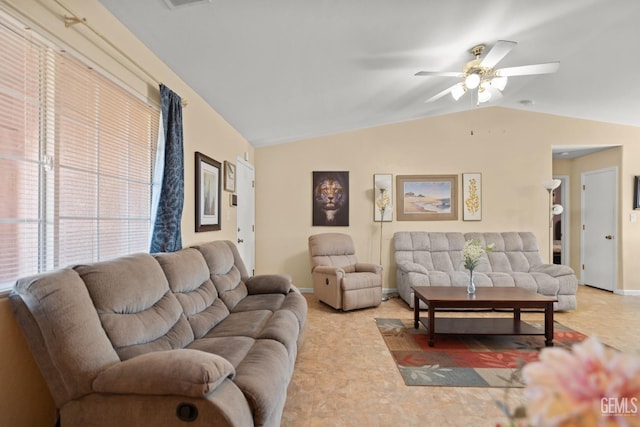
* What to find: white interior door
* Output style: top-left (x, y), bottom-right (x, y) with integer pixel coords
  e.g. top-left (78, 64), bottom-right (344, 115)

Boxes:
top-left (581, 168), bottom-right (617, 291)
top-left (236, 158), bottom-right (255, 276)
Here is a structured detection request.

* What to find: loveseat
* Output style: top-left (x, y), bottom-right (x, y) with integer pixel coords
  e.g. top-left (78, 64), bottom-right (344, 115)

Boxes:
top-left (393, 232), bottom-right (577, 311)
top-left (9, 240), bottom-right (307, 427)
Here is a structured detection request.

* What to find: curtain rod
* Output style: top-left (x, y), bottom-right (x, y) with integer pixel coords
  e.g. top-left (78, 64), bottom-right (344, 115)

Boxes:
top-left (53, 0), bottom-right (187, 107)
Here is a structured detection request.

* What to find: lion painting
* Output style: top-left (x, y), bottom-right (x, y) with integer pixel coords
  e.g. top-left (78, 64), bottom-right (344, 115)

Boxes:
top-left (312, 171), bottom-right (349, 226)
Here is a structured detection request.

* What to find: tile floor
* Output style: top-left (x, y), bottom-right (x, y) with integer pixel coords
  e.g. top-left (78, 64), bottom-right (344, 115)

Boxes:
top-left (281, 285), bottom-right (640, 427)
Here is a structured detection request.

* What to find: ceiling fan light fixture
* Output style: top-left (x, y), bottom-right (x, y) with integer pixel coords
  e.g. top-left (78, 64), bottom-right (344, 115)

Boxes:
top-left (465, 73), bottom-right (480, 89)
top-left (451, 83), bottom-right (466, 100)
top-left (418, 40), bottom-right (559, 105)
top-left (490, 76), bottom-right (508, 91)
top-left (477, 85), bottom-right (491, 103)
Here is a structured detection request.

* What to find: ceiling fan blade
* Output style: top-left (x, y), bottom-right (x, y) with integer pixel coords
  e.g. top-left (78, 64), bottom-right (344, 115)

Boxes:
top-left (480, 40), bottom-right (516, 69)
top-left (424, 83), bottom-right (462, 103)
top-left (496, 62), bottom-right (560, 77)
top-left (486, 84), bottom-right (504, 100)
top-left (415, 71), bottom-right (463, 77)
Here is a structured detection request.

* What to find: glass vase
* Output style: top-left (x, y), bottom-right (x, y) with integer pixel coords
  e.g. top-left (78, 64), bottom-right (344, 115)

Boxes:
top-left (467, 269), bottom-right (476, 294)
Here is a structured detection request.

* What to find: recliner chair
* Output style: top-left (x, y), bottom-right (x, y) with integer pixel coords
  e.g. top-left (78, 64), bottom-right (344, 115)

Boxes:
top-left (308, 233), bottom-right (382, 311)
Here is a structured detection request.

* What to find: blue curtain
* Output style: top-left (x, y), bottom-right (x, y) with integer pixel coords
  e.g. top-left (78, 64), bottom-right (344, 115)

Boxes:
top-left (150, 84), bottom-right (184, 252)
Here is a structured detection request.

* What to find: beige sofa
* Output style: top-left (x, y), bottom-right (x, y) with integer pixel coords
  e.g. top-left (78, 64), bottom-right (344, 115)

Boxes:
top-left (393, 232), bottom-right (578, 311)
top-left (10, 240), bottom-right (307, 427)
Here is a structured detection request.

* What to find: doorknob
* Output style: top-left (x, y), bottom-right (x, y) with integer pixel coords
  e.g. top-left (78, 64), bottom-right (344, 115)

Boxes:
top-left (605, 235), bottom-right (613, 240)
top-left (237, 238), bottom-right (244, 244)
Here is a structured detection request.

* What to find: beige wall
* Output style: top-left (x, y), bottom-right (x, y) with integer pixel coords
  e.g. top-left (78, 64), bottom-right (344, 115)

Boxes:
top-left (255, 108), bottom-right (640, 295)
top-left (0, 298), bottom-right (56, 426)
top-left (0, 1), bottom-right (250, 425)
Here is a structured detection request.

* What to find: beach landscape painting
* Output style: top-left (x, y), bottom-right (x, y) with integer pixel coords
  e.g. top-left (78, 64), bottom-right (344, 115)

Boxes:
top-left (396, 175), bottom-right (458, 221)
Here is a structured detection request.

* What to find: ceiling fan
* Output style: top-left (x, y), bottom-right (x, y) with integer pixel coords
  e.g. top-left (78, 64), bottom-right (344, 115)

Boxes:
top-left (416, 40), bottom-right (560, 104)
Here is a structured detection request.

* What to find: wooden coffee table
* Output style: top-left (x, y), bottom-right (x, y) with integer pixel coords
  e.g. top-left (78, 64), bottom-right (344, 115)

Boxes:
top-left (412, 286), bottom-right (557, 347)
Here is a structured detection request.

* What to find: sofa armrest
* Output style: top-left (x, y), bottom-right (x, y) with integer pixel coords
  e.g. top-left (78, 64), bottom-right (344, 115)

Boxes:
top-left (93, 349), bottom-right (234, 397)
top-left (530, 264), bottom-right (575, 278)
top-left (355, 263), bottom-right (382, 274)
top-left (245, 274), bottom-right (292, 294)
top-left (396, 260), bottom-right (429, 275)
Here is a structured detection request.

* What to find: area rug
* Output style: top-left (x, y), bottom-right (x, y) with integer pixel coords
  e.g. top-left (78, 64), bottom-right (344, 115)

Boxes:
top-left (375, 318), bottom-right (588, 388)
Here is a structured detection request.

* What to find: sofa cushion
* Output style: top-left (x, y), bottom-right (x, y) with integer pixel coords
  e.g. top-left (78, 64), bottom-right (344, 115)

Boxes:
top-left (308, 233), bottom-right (358, 270)
top-left (485, 272), bottom-right (516, 287)
top-left (204, 310), bottom-right (272, 339)
top-left (188, 336), bottom-right (256, 368)
top-left (233, 293), bottom-right (286, 313)
top-left (257, 309), bottom-right (300, 358)
top-left (155, 248), bottom-right (230, 339)
top-left (75, 253), bottom-right (194, 360)
top-left (342, 272), bottom-right (381, 291)
top-left (233, 339), bottom-right (291, 427)
top-left (195, 241), bottom-right (249, 310)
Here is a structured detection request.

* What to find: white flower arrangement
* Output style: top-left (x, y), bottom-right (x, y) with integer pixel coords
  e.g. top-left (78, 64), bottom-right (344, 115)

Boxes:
top-left (462, 239), bottom-right (494, 271)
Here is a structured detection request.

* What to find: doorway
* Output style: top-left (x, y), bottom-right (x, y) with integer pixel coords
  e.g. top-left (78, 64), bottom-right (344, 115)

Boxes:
top-left (581, 167), bottom-right (617, 291)
top-left (236, 158), bottom-right (255, 276)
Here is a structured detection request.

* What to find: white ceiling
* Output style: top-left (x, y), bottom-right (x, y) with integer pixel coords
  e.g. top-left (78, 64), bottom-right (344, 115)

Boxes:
top-left (99, 0), bottom-right (640, 147)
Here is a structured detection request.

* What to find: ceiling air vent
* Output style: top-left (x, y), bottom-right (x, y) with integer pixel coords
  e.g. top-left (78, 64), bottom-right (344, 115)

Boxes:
top-left (163, 0), bottom-right (212, 9)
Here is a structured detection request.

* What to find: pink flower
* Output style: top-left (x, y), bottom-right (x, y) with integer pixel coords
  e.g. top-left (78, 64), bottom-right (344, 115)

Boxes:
top-left (523, 337), bottom-right (640, 426)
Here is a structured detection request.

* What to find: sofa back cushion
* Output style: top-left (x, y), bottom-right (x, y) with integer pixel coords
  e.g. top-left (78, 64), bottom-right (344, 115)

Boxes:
top-left (393, 232), bottom-right (469, 273)
top-left (308, 233), bottom-right (359, 272)
top-left (194, 241), bottom-right (248, 311)
top-left (155, 248), bottom-right (230, 339)
top-left (465, 232), bottom-right (544, 272)
top-left (75, 253), bottom-right (194, 360)
top-left (394, 231), bottom-right (544, 273)
top-left (11, 269), bottom-right (121, 406)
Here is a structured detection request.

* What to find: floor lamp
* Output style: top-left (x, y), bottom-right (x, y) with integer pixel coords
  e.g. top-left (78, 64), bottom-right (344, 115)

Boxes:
top-left (375, 176), bottom-right (391, 301)
top-left (542, 179), bottom-right (561, 263)
top-left (375, 188), bottom-right (390, 261)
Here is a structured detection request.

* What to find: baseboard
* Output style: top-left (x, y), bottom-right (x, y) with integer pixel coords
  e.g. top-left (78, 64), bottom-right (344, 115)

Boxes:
top-left (614, 289), bottom-right (640, 296)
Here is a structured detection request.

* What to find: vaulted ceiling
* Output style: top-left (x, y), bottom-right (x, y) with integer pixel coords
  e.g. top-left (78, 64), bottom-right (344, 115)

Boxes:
top-left (99, 0), bottom-right (640, 147)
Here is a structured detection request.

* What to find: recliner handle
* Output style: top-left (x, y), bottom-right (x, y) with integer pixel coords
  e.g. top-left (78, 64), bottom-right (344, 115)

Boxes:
top-left (176, 403), bottom-right (198, 422)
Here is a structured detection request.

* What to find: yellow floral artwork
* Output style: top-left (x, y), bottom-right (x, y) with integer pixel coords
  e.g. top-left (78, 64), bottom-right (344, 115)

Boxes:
top-left (463, 174), bottom-right (481, 220)
top-left (465, 179), bottom-right (479, 214)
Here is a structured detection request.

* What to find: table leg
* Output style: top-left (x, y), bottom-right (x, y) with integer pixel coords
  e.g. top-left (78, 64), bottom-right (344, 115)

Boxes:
top-left (512, 307), bottom-right (522, 332)
top-left (428, 303), bottom-right (435, 347)
top-left (413, 292), bottom-right (419, 329)
top-left (545, 302), bottom-right (554, 347)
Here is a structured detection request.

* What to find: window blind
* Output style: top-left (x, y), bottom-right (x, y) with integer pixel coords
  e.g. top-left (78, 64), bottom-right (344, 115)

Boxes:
top-left (0, 12), bottom-right (159, 291)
